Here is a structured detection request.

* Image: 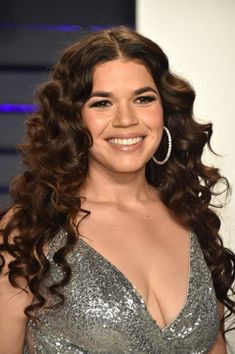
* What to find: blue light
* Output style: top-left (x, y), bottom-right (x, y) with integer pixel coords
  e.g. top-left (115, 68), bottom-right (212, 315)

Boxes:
top-left (0, 104), bottom-right (37, 113)
top-left (0, 24), bottom-right (82, 32)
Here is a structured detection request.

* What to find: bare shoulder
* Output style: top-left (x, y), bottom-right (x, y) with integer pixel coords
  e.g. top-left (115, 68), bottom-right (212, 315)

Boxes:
top-left (0, 207), bottom-right (20, 277)
top-left (0, 205), bottom-right (33, 309)
top-left (209, 331), bottom-right (227, 354)
top-left (0, 207), bottom-right (33, 353)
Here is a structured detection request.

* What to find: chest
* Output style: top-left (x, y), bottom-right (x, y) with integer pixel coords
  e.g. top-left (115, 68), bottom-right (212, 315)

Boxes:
top-left (78, 209), bottom-right (190, 328)
top-left (26, 230), bottom-right (220, 354)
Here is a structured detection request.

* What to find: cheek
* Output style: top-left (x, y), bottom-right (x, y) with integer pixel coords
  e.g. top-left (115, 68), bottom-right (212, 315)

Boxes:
top-left (83, 116), bottom-right (108, 142)
top-left (155, 104), bottom-right (164, 120)
top-left (155, 106), bottom-right (164, 128)
top-left (143, 106), bottom-right (164, 128)
top-left (82, 110), bottom-right (99, 137)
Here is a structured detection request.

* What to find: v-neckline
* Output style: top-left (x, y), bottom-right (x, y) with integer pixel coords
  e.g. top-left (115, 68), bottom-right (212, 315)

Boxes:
top-left (78, 230), bottom-right (192, 332)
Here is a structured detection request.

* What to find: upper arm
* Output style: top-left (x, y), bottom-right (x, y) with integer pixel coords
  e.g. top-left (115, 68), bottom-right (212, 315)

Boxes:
top-left (0, 209), bottom-right (33, 354)
top-left (209, 331), bottom-right (227, 354)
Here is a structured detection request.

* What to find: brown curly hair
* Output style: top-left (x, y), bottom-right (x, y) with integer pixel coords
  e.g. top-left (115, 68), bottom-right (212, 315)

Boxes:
top-left (0, 26), bottom-right (234, 333)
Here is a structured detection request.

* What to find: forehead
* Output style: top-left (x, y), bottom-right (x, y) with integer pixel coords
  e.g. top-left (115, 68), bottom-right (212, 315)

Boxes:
top-left (91, 59), bottom-right (156, 90)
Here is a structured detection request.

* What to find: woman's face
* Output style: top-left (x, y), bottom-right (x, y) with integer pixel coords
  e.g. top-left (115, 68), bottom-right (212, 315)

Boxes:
top-left (82, 58), bottom-right (164, 175)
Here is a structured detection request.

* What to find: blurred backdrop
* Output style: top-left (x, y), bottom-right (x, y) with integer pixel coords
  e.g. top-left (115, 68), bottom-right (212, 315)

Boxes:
top-left (0, 0), bottom-right (135, 207)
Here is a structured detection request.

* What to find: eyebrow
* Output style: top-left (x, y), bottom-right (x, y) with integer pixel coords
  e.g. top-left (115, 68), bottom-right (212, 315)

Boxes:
top-left (134, 86), bottom-right (158, 95)
top-left (89, 86), bottom-right (158, 99)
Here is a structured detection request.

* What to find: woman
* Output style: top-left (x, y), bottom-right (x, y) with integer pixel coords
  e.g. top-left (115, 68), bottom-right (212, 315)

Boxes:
top-left (0, 26), bottom-right (234, 354)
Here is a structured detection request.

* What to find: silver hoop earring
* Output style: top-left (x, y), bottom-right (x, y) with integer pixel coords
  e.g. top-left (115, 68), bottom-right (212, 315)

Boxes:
top-left (152, 126), bottom-right (172, 165)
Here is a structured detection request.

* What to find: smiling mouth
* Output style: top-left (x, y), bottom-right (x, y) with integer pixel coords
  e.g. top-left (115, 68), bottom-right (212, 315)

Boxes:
top-left (107, 136), bottom-right (144, 146)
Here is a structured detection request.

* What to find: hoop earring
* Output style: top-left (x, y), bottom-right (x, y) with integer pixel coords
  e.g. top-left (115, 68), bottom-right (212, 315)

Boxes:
top-left (152, 126), bottom-right (172, 165)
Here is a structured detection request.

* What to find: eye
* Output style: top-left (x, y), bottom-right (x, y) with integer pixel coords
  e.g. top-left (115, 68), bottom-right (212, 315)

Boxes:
top-left (135, 95), bottom-right (157, 104)
top-left (89, 100), bottom-right (112, 108)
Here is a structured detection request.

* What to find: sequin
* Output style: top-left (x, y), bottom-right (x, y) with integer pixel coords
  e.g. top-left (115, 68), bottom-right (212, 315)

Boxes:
top-left (24, 230), bottom-right (219, 353)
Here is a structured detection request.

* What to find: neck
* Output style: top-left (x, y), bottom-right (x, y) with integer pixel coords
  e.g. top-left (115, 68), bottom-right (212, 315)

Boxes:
top-left (80, 164), bottom-right (158, 205)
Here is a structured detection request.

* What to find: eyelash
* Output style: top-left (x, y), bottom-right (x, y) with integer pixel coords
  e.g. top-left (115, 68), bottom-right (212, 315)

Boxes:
top-left (135, 95), bottom-right (157, 104)
top-left (90, 100), bottom-right (111, 108)
top-left (89, 95), bottom-right (157, 108)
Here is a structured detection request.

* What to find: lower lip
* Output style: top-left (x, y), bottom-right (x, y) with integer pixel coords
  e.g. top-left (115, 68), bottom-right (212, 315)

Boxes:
top-left (107, 139), bottom-right (144, 152)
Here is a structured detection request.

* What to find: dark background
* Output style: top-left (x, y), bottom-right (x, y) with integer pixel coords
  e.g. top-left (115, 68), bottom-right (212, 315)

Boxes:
top-left (0, 0), bottom-right (135, 207)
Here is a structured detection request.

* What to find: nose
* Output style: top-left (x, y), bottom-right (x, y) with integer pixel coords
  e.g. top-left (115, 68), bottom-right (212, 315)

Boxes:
top-left (112, 103), bottom-right (138, 127)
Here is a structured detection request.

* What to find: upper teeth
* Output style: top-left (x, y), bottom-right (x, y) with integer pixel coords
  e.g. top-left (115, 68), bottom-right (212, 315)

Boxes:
top-left (108, 137), bottom-right (144, 145)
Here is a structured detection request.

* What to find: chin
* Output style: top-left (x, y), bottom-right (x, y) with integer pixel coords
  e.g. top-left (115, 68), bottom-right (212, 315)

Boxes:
top-left (90, 157), bottom-right (148, 175)
top-left (108, 164), bottom-right (145, 174)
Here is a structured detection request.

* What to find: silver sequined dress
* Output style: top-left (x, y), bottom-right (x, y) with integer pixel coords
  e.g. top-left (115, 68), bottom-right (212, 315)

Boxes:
top-left (24, 230), bottom-right (220, 354)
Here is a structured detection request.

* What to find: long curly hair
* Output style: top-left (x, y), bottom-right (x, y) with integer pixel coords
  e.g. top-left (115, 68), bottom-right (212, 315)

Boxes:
top-left (0, 26), bottom-right (234, 333)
